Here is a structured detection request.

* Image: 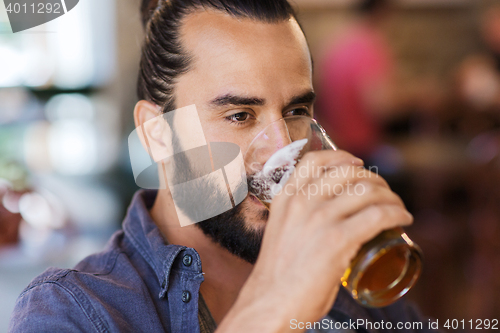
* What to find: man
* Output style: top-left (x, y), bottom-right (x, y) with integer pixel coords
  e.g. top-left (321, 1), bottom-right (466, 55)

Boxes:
top-left (9, 0), bottom-right (434, 332)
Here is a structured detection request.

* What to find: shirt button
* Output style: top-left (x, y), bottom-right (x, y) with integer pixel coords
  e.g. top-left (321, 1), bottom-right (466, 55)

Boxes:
top-left (182, 254), bottom-right (193, 267)
top-left (182, 290), bottom-right (191, 303)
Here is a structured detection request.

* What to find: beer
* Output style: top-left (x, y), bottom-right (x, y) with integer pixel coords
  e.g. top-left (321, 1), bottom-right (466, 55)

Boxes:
top-left (341, 228), bottom-right (423, 307)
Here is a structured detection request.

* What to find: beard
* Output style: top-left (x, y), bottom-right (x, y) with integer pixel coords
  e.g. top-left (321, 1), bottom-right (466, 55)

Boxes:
top-left (166, 128), bottom-right (269, 264)
top-left (194, 197), bottom-right (268, 264)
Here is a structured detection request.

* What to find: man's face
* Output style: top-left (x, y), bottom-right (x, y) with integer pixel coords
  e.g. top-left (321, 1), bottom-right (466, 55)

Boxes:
top-left (171, 10), bottom-right (314, 262)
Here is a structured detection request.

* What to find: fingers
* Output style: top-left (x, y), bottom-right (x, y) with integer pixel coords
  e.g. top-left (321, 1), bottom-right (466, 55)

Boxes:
top-left (282, 150), bottom-right (364, 196)
top-left (306, 203), bottom-right (413, 266)
top-left (304, 182), bottom-right (410, 231)
top-left (301, 150), bottom-right (364, 169)
top-left (339, 204), bottom-right (413, 249)
top-left (274, 154), bottom-right (386, 208)
top-left (322, 182), bottom-right (406, 220)
top-left (270, 149), bottom-right (411, 242)
top-left (271, 150), bottom-right (351, 207)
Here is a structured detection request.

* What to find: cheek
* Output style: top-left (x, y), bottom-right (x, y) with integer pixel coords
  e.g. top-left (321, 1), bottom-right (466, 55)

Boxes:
top-left (201, 123), bottom-right (251, 157)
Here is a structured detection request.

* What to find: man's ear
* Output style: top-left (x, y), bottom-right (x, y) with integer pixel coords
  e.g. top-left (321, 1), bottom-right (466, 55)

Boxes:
top-left (133, 100), bottom-right (173, 162)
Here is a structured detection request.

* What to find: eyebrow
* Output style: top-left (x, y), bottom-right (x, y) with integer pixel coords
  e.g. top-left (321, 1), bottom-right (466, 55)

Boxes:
top-left (288, 91), bottom-right (316, 107)
top-left (210, 91), bottom-right (316, 109)
top-left (210, 94), bottom-right (265, 107)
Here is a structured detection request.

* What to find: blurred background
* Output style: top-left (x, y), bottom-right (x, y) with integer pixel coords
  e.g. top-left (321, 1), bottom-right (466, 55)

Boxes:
top-left (0, 0), bottom-right (499, 331)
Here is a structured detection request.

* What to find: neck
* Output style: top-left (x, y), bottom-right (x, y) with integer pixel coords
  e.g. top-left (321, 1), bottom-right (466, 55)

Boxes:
top-left (150, 189), bottom-right (254, 325)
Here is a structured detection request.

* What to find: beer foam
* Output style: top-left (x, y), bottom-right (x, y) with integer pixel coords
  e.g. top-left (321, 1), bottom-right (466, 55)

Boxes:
top-left (250, 139), bottom-right (308, 203)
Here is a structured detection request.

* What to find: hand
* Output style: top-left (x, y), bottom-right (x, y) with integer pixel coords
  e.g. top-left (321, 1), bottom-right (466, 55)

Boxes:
top-left (218, 150), bottom-right (413, 332)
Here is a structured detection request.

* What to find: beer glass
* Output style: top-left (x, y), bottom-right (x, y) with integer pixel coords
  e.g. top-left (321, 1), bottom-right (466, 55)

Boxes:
top-left (244, 116), bottom-right (422, 308)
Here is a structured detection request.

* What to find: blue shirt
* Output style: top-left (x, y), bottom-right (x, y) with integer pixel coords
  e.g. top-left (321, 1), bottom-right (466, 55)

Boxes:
top-left (9, 190), bottom-right (437, 333)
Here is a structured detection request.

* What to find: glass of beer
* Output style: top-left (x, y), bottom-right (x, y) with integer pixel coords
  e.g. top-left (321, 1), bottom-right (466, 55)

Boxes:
top-left (244, 116), bottom-right (423, 308)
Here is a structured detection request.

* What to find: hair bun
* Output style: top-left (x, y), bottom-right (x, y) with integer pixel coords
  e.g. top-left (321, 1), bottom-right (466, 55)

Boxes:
top-left (141, 0), bottom-right (160, 27)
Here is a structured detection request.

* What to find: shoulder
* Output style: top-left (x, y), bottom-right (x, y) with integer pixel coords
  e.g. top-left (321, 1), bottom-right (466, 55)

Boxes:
top-left (9, 268), bottom-right (109, 333)
top-left (9, 231), bottom-right (147, 333)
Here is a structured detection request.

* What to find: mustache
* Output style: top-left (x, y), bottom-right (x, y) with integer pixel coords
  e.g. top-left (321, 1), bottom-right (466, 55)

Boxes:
top-left (246, 172), bottom-right (268, 198)
top-left (246, 165), bottom-right (289, 200)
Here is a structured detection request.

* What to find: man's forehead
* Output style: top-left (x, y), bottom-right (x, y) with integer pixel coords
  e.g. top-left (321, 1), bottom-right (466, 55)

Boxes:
top-left (173, 9), bottom-right (313, 115)
top-left (179, 10), bottom-right (311, 70)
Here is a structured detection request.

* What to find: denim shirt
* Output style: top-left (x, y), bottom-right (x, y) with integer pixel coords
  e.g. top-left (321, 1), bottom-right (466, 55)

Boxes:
top-left (9, 190), bottom-right (437, 333)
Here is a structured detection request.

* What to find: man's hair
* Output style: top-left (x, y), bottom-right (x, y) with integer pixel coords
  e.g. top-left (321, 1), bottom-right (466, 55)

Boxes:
top-left (357, 0), bottom-right (389, 14)
top-left (138, 0), bottom-right (298, 113)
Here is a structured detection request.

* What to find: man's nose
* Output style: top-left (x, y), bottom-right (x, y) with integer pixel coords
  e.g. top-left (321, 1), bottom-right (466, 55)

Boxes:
top-left (266, 120), bottom-right (293, 151)
top-left (248, 119), bottom-right (293, 170)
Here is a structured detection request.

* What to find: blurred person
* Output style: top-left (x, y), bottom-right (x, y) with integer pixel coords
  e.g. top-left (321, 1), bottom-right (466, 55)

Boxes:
top-left (482, 4), bottom-right (500, 73)
top-left (9, 0), bottom-right (437, 332)
top-left (443, 4), bottom-right (500, 319)
top-left (458, 4), bottom-right (500, 111)
top-left (316, 0), bottom-right (420, 161)
top-left (447, 5), bottom-right (500, 138)
top-left (0, 183), bottom-right (22, 246)
top-left (456, 54), bottom-right (500, 112)
top-left (0, 162), bottom-right (29, 246)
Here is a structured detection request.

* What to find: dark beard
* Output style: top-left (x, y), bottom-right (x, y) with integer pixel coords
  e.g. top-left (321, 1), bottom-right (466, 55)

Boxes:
top-left (195, 200), bottom-right (268, 264)
top-left (166, 126), bottom-right (268, 264)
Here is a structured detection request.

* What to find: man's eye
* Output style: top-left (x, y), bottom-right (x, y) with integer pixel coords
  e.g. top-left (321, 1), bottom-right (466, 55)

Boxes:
top-left (286, 108), bottom-right (310, 117)
top-left (227, 112), bottom-right (250, 122)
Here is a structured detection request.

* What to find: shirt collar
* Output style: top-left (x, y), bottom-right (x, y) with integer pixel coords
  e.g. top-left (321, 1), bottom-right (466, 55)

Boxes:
top-left (122, 190), bottom-right (189, 298)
